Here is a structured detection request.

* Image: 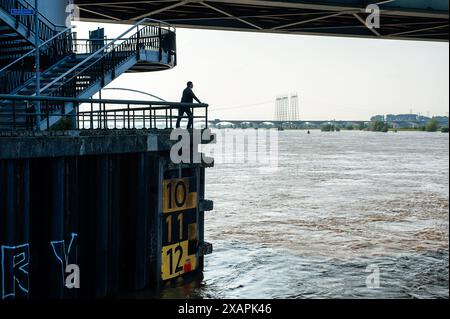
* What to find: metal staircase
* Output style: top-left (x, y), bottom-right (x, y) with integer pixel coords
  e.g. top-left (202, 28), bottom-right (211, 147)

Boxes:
top-left (0, 0), bottom-right (61, 67)
top-left (0, 0), bottom-right (60, 41)
top-left (0, 20), bottom-right (34, 67)
top-left (0, 12), bottom-right (177, 130)
top-left (44, 23), bottom-right (176, 99)
top-left (0, 27), bottom-right (73, 93)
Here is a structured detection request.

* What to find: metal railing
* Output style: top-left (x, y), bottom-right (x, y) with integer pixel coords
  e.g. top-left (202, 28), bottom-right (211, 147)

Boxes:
top-left (0, 94), bottom-right (208, 131)
top-left (43, 19), bottom-right (176, 98)
top-left (0, 0), bottom-right (62, 42)
top-left (0, 27), bottom-right (73, 94)
top-left (73, 34), bottom-right (167, 56)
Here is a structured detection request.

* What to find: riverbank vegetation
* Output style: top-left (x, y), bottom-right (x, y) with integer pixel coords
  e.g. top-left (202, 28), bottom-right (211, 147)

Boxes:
top-left (371, 120), bottom-right (390, 133)
top-left (321, 124), bottom-right (341, 132)
top-left (302, 119), bottom-right (448, 133)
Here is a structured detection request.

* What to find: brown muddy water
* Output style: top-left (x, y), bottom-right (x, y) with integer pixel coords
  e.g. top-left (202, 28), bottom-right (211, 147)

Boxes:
top-left (161, 130), bottom-right (449, 299)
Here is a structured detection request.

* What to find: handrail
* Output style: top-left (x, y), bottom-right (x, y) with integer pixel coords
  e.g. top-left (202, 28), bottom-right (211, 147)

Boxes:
top-left (72, 35), bottom-right (161, 55)
top-left (0, 27), bottom-right (73, 94)
top-left (0, 0), bottom-right (58, 42)
top-left (0, 49), bottom-right (35, 75)
top-left (0, 94), bottom-right (208, 131)
top-left (0, 94), bottom-right (207, 108)
top-left (0, 26), bottom-right (74, 74)
top-left (51, 25), bottom-right (174, 98)
top-left (40, 18), bottom-right (175, 94)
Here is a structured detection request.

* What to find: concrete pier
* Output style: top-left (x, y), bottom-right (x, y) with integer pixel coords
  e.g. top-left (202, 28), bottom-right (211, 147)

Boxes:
top-left (0, 130), bottom-right (213, 299)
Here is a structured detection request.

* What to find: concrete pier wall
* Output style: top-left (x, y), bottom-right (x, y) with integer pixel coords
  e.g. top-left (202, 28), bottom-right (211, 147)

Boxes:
top-left (0, 130), bottom-right (212, 299)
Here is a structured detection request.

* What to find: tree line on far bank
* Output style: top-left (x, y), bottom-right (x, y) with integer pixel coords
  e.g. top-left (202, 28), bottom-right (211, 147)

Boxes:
top-left (321, 119), bottom-right (449, 133)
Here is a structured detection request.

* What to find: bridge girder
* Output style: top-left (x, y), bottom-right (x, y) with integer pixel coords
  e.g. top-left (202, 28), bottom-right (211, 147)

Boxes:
top-left (74, 0), bottom-right (449, 41)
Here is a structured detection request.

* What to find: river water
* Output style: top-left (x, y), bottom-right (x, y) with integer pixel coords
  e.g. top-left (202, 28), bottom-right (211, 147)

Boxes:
top-left (162, 130), bottom-right (449, 299)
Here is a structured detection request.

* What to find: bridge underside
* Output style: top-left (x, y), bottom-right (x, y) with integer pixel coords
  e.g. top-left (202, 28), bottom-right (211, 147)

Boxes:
top-left (74, 0), bottom-right (449, 42)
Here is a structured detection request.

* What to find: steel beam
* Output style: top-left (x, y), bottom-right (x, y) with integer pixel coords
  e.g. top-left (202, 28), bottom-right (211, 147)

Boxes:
top-left (200, 1), bottom-right (262, 30)
top-left (131, 1), bottom-right (189, 21)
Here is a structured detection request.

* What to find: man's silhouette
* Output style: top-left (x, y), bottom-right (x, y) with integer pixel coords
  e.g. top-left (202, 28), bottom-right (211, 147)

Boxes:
top-left (177, 81), bottom-right (201, 129)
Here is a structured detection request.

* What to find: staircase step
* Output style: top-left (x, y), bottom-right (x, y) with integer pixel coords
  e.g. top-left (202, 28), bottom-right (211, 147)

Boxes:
top-left (0, 35), bottom-right (23, 41)
top-left (0, 45), bottom-right (34, 50)
top-left (0, 44), bottom-right (33, 50)
top-left (0, 30), bottom-right (17, 36)
top-left (4, 42), bottom-right (33, 49)
top-left (0, 29), bottom-right (19, 35)
top-left (0, 50), bottom-right (32, 56)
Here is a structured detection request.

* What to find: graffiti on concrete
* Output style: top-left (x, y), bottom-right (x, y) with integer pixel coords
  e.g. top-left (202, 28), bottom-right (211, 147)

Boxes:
top-left (1, 244), bottom-right (30, 299)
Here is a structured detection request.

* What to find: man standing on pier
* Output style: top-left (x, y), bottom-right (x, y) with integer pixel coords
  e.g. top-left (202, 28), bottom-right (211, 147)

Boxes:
top-left (177, 81), bottom-right (202, 129)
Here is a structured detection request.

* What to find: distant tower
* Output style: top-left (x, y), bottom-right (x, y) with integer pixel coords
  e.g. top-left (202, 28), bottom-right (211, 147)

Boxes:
top-left (284, 96), bottom-right (289, 121)
top-left (275, 95), bottom-right (289, 121)
top-left (275, 96), bottom-right (282, 121)
top-left (282, 95), bottom-right (288, 121)
top-left (289, 93), bottom-right (299, 121)
top-left (275, 93), bottom-right (299, 122)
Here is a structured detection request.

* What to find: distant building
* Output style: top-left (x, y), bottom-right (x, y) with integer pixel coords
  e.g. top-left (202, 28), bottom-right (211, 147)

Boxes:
top-left (386, 114), bottom-right (396, 122)
top-left (386, 114), bottom-right (419, 122)
top-left (391, 122), bottom-right (420, 129)
top-left (407, 122), bottom-right (420, 129)
top-left (418, 115), bottom-right (431, 123)
top-left (370, 115), bottom-right (385, 122)
top-left (372, 113), bottom-right (448, 129)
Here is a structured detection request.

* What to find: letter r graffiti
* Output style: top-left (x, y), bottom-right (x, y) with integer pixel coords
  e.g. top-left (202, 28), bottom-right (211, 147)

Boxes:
top-left (1, 244), bottom-right (30, 299)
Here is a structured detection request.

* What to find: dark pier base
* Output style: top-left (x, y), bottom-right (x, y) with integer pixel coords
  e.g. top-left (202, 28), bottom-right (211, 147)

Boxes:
top-left (0, 130), bottom-right (212, 299)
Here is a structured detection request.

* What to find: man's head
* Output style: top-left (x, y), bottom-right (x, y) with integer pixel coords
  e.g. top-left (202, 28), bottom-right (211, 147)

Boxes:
top-left (187, 81), bottom-right (193, 89)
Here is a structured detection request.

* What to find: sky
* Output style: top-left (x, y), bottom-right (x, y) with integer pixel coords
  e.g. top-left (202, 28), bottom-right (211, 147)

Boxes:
top-left (75, 21), bottom-right (449, 121)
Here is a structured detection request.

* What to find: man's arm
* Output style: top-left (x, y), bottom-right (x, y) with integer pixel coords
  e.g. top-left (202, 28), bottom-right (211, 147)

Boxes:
top-left (191, 91), bottom-right (202, 104)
